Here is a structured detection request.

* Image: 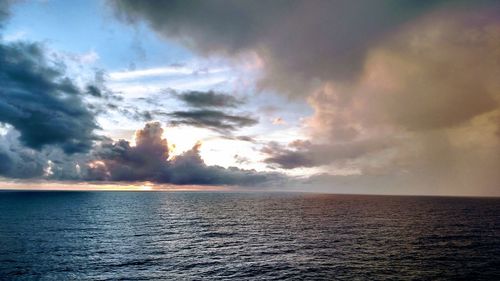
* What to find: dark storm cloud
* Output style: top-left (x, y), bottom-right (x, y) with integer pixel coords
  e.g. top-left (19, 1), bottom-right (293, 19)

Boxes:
top-left (110, 0), bottom-right (444, 95)
top-left (168, 109), bottom-right (257, 132)
top-left (176, 90), bottom-right (242, 108)
top-left (0, 41), bottom-right (99, 153)
top-left (86, 122), bottom-right (283, 186)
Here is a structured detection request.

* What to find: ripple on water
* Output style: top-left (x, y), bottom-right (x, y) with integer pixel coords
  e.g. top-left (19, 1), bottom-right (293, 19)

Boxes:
top-left (0, 192), bottom-right (499, 280)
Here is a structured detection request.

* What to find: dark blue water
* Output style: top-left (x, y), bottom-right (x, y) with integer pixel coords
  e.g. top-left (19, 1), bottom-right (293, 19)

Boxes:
top-left (0, 192), bottom-right (499, 280)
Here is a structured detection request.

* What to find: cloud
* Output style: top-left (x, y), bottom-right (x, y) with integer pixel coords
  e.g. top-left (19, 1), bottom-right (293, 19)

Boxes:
top-left (0, 0), bottom-right (99, 181)
top-left (86, 122), bottom-right (169, 181)
top-left (0, 41), bottom-right (99, 154)
top-left (165, 89), bottom-right (254, 134)
top-left (0, 130), bottom-right (46, 179)
top-left (306, 10), bottom-right (500, 135)
top-left (296, 133), bottom-right (500, 196)
top-left (110, 0), bottom-right (450, 96)
top-left (175, 90), bottom-right (243, 108)
top-left (0, 0), bottom-right (13, 26)
top-left (167, 109), bottom-right (257, 132)
top-left (234, 154), bottom-right (250, 165)
top-left (167, 141), bottom-right (279, 186)
top-left (0, 0), bottom-right (498, 194)
top-left (359, 18), bottom-right (500, 132)
top-left (86, 122), bottom-right (283, 186)
top-left (86, 85), bottom-right (103, 97)
top-left (108, 65), bottom-right (193, 80)
top-left (263, 138), bottom-right (392, 169)
top-left (0, 2), bottom-right (278, 188)
top-left (0, 128), bottom-right (87, 180)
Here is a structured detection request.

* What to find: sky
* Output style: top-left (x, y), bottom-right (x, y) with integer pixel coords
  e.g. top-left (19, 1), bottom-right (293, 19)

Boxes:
top-left (0, 0), bottom-right (499, 196)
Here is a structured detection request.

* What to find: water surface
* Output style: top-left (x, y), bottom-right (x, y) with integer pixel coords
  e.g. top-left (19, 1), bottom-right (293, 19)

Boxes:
top-left (0, 191), bottom-right (499, 280)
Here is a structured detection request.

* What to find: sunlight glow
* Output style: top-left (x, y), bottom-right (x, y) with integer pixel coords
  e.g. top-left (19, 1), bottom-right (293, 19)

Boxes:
top-left (0, 181), bottom-right (231, 192)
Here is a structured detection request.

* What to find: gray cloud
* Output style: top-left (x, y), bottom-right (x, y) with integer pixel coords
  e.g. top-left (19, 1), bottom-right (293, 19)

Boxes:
top-left (0, 128), bottom-right (87, 180)
top-left (263, 138), bottom-right (392, 169)
top-left (176, 90), bottom-right (243, 108)
top-left (0, 41), bottom-right (99, 153)
top-left (110, 0), bottom-right (446, 96)
top-left (86, 85), bottom-right (102, 97)
top-left (0, 0), bottom-right (14, 27)
top-left (0, 130), bottom-right (46, 179)
top-left (164, 89), bottom-right (256, 133)
top-left (168, 109), bottom-right (257, 132)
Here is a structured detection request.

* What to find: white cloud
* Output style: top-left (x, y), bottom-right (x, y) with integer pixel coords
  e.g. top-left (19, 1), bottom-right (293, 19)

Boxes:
top-left (109, 66), bottom-right (194, 80)
top-left (79, 50), bottom-right (100, 64)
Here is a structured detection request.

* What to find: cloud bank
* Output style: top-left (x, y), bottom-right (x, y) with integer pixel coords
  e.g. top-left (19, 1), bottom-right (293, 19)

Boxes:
top-left (0, 122), bottom-right (284, 187)
top-left (86, 122), bottom-right (282, 186)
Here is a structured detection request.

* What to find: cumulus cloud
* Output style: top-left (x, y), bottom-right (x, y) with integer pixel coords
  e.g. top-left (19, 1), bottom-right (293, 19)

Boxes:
top-left (86, 122), bottom-right (283, 186)
top-left (86, 122), bottom-right (170, 181)
top-left (167, 142), bottom-right (280, 186)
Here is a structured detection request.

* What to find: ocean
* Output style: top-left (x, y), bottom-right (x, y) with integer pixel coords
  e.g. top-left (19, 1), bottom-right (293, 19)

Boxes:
top-left (0, 191), bottom-right (499, 280)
